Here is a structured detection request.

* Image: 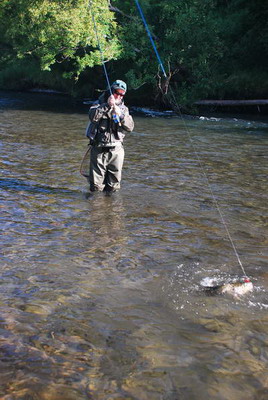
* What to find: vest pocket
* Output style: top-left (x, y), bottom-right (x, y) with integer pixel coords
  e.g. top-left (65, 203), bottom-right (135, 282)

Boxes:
top-left (96, 117), bottom-right (110, 142)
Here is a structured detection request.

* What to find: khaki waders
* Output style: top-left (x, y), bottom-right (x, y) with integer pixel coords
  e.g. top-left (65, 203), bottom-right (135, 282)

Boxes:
top-left (89, 145), bottom-right (125, 192)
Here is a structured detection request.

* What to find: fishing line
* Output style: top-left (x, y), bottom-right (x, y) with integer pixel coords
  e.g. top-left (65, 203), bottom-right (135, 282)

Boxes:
top-left (134, 0), bottom-right (248, 278)
top-left (178, 112), bottom-right (247, 276)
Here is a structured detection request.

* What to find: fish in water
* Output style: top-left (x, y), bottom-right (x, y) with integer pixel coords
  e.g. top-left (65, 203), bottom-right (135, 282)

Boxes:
top-left (203, 277), bottom-right (253, 298)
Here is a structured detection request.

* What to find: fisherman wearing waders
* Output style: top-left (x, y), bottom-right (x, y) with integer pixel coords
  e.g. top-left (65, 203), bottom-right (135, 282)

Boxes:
top-left (86, 80), bottom-right (134, 192)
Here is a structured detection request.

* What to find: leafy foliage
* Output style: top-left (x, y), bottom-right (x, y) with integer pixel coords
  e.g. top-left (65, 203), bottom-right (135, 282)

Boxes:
top-left (0, 0), bottom-right (267, 107)
top-left (0, 0), bottom-right (120, 77)
top-left (112, 0), bottom-right (224, 107)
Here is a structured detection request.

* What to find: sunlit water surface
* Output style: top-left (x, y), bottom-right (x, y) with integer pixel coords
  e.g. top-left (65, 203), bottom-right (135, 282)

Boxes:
top-left (0, 91), bottom-right (268, 399)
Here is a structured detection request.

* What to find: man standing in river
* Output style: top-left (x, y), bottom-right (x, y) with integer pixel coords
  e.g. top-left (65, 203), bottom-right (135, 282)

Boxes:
top-left (86, 80), bottom-right (134, 192)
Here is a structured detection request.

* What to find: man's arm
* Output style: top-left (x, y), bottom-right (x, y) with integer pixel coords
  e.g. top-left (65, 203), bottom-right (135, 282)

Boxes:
top-left (121, 107), bottom-right (134, 132)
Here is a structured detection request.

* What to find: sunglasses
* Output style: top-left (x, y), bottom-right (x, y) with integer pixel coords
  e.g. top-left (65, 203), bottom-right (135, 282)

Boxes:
top-left (113, 90), bottom-right (125, 97)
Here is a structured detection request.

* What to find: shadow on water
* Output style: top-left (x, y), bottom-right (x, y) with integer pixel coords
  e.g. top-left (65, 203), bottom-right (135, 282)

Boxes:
top-left (0, 90), bottom-right (88, 114)
top-left (0, 177), bottom-right (81, 197)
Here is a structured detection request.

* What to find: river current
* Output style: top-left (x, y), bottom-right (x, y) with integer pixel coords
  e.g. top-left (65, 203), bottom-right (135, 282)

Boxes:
top-left (0, 91), bottom-right (267, 399)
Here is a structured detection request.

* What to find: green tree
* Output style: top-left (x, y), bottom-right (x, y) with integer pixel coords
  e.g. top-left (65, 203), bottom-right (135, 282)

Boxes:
top-left (0, 0), bottom-right (120, 78)
top-left (214, 0), bottom-right (268, 99)
top-left (1, 0), bottom-right (267, 106)
top-left (111, 0), bottom-right (224, 108)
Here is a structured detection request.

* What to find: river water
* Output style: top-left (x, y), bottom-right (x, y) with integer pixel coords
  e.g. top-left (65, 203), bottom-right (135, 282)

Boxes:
top-left (0, 91), bottom-right (267, 400)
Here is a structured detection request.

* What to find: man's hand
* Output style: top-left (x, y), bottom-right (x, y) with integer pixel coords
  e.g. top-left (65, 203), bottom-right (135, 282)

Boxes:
top-left (108, 95), bottom-right (116, 108)
top-left (107, 95), bottom-right (122, 121)
top-left (113, 105), bottom-right (122, 117)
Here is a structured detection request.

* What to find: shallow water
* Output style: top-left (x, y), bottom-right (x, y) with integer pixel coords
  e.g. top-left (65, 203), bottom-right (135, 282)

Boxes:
top-left (0, 91), bottom-right (268, 399)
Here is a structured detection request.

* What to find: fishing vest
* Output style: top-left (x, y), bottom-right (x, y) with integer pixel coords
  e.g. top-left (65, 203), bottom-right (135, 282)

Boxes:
top-left (86, 103), bottom-right (127, 145)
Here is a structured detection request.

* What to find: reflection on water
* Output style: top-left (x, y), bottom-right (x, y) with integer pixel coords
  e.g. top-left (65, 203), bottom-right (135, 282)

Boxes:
top-left (0, 91), bottom-right (268, 399)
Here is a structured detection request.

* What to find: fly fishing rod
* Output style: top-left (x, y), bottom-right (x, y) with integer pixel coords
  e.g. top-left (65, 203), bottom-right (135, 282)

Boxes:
top-left (134, 0), bottom-right (167, 79)
top-left (134, 0), bottom-right (249, 280)
top-left (90, 1), bottom-right (122, 124)
top-left (89, 0), bottom-right (112, 95)
top-left (80, 0), bottom-right (117, 178)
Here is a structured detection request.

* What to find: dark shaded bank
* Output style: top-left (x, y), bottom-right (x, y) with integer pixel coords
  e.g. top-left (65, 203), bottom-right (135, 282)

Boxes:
top-left (0, 90), bottom-right (88, 115)
top-left (1, 89), bottom-right (268, 119)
